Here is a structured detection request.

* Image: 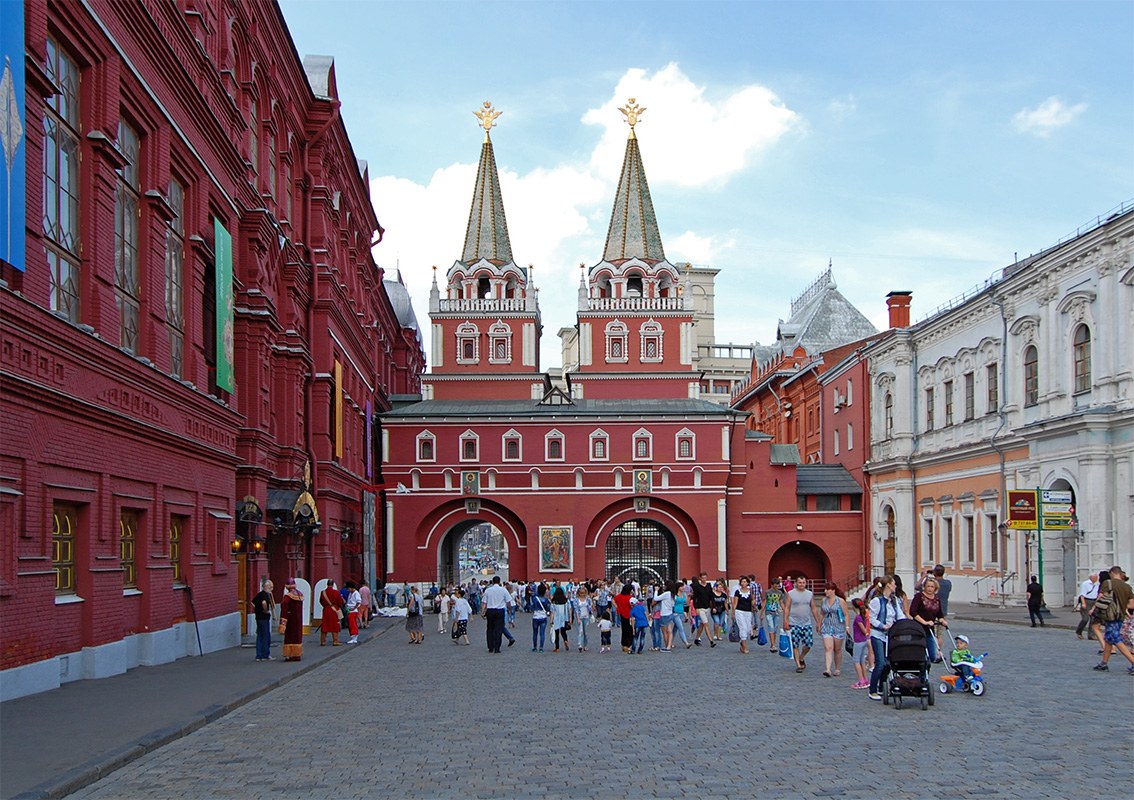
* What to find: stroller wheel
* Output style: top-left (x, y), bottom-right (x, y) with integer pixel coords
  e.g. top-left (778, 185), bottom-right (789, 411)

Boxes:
top-left (921, 694), bottom-right (928, 711)
top-left (883, 688), bottom-right (890, 705)
top-left (971, 680), bottom-right (986, 697)
top-left (928, 687), bottom-right (935, 706)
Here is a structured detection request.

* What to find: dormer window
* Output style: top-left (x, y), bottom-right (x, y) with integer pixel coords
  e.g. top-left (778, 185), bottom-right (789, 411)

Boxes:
top-left (456, 322), bottom-right (479, 364)
top-left (605, 320), bottom-right (629, 364)
top-left (488, 320), bottom-right (512, 364)
top-left (640, 319), bottom-right (663, 363)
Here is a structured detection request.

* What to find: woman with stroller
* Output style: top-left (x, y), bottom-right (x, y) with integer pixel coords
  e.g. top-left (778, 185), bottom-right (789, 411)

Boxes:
top-left (868, 575), bottom-right (907, 700)
top-left (909, 577), bottom-right (948, 662)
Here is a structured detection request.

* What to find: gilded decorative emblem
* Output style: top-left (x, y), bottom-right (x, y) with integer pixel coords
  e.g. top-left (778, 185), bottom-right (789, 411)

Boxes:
top-left (619, 97), bottom-right (646, 130)
top-left (474, 101), bottom-right (502, 133)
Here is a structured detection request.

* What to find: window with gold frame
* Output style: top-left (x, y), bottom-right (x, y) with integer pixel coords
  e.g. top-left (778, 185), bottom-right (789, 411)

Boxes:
top-left (120, 510), bottom-right (138, 588)
top-left (169, 515), bottom-right (185, 585)
top-left (53, 503), bottom-right (77, 595)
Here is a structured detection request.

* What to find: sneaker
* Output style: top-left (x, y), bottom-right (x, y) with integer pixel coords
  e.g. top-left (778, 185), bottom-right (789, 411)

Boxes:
top-left (710, 641), bottom-right (716, 648)
top-left (694, 639), bottom-right (702, 646)
top-left (508, 639), bottom-right (515, 647)
top-left (1127, 665), bottom-right (1134, 675)
top-left (1093, 663), bottom-right (1109, 671)
top-left (869, 693), bottom-right (883, 701)
top-left (348, 637), bottom-right (358, 644)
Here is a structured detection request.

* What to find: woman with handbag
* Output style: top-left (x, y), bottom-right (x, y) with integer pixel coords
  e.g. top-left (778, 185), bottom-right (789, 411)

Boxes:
top-left (279, 578), bottom-right (305, 661)
top-left (551, 586), bottom-right (571, 653)
top-left (319, 579), bottom-right (344, 646)
top-left (730, 576), bottom-right (756, 654)
top-left (405, 584), bottom-right (425, 643)
top-left (818, 583), bottom-right (852, 678)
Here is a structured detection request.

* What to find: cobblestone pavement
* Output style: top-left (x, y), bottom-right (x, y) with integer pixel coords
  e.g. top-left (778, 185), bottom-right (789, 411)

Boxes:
top-left (68, 618), bottom-right (1127, 800)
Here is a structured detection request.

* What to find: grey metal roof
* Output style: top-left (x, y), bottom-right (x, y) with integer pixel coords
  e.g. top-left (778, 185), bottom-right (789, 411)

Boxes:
top-left (769, 444), bottom-right (801, 464)
top-left (383, 278), bottom-right (420, 332)
top-left (796, 464), bottom-right (863, 495)
top-left (384, 397), bottom-right (739, 419)
top-left (462, 135), bottom-right (513, 265)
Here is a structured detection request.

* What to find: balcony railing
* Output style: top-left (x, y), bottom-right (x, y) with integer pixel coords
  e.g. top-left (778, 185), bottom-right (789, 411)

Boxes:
top-left (583, 296), bottom-right (689, 312)
top-left (435, 297), bottom-right (533, 313)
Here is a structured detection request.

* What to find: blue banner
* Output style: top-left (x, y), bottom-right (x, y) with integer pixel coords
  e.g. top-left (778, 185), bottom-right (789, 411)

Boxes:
top-left (0, 1), bottom-right (26, 271)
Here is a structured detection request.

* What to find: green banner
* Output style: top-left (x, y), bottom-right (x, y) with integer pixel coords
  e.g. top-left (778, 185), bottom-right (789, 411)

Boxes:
top-left (214, 218), bottom-right (235, 392)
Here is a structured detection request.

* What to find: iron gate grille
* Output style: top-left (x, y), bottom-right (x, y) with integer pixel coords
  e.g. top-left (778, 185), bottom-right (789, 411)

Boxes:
top-left (604, 519), bottom-right (676, 585)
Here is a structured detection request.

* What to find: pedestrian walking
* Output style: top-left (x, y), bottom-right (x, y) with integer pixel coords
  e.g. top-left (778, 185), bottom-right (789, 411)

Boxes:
top-left (571, 585), bottom-right (593, 652)
top-left (1076, 573), bottom-right (1100, 640)
top-left (613, 583), bottom-right (636, 653)
top-left (531, 583), bottom-right (551, 651)
top-left (849, 598), bottom-right (870, 689)
top-left (763, 578), bottom-right (785, 653)
top-left (818, 583), bottom-right (852, 678)
top-left (598, 610), bottom-right (613, 652)
top-left (909, 578), bottom-right (947, 661)
top-left (868, 575), bottom-right (906, 699)
top-left (631, 595), bottom-right (650, 654)
top-left (482, 576), bottom-right (511, 653)
top-left (319, 579), bottom-right (343, 646)
top-left (1026, 576), bottom-right (1045, 627)
top-left (279, 578), bottom-right (305, 662)
top-left (358, 581), bottom-right (371, 629)
top-left (551, 586), bottom-right (571, 653)
top-left (343, 581), bottom-right (362, 644)
top-left (451, 589), bottom-right (471, 646)
top-left (252, 577), bottom-right (275, 661)
top-left (783, 576), bottom-right (818, 673)
top-left (438, 588), bottom-right (451, 634)
top-left (406, 584), bottom-right (425, 644)
top-left (730, 576), bottom-right (756, 654)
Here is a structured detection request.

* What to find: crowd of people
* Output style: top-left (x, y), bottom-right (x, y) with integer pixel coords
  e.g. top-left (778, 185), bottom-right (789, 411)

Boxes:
top-left (254, 564), bottom-right (1134, 683)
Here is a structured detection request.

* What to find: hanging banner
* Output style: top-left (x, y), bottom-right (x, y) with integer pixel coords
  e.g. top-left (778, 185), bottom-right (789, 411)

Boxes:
top-left (213, 219), bottom-right (235, 391)
top-left (0, 0), bottom-right (26, 271)
top-left (334, 359), bottom-right (343, 459)
top-left (1006, 490), bottom-right (1038, 529)
top-left (364, 400), bottom-right (372, 478)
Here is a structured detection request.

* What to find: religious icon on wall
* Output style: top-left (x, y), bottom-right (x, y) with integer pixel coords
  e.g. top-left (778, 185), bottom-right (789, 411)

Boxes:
top-left (539, 526), bottom-right (572, 572)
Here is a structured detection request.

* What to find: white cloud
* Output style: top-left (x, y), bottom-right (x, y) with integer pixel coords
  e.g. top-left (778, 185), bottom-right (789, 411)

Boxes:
top-left (583, 63), bottom-right (799, 187)
top-left (370, 64), bottom-right (798, 368)
top-left (828, 94), bottom-right (857, 119)
top-left (1012, 96), bottom-right (1087, 137)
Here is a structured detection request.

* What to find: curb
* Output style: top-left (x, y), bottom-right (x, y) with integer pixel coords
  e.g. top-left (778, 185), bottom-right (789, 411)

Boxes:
top-left (8, 620), bottom-right (400, 800)
top-left (952, 614), bottom-right (1075, 631)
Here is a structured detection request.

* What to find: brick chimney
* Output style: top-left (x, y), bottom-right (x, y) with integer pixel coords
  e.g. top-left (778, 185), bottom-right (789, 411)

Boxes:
top-left (886, 291), bottom-right (912, 329)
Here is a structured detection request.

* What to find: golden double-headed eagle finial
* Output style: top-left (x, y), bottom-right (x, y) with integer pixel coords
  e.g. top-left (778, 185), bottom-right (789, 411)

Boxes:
top-left (619, 97), bottom-right (646, 131)
top-left (474, 101), bottom-right (502, 136)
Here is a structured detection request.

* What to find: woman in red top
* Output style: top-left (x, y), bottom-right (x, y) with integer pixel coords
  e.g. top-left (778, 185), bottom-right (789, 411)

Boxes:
top-left (612, 583), bottom-right (636, 654)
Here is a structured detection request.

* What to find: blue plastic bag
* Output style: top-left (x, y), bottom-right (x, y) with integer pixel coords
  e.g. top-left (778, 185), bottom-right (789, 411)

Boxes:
top-left (756, 625), bottom-right (768, 646)
top-left (778, 629), bottom-right (794, 659)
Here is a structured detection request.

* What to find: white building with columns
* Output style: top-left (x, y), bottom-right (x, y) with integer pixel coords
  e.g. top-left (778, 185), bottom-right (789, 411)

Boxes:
top-left (864, 204), bottom-right (1133, 606)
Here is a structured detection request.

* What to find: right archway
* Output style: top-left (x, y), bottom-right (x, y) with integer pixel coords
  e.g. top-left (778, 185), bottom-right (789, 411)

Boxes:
top-left (768, 540), bottom-right (831, 584)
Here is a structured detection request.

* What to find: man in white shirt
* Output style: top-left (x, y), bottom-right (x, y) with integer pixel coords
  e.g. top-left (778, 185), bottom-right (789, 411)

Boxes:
top-left (1076, 573), bottom-right (1100, 639)
top-left (482, 576), bottom-right (511, 653)
top-left (438, 588), bottom-right (452, 634)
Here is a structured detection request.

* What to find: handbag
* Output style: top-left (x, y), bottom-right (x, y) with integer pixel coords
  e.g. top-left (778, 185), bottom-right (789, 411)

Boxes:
top-left (728, 623), bottom-right (741, 643)
top-left (278, 621), bottom-right (286, 635)
top-left (844, 635), bottom-right (854, 656)
top-left (756, 626), bottom-right (768, 646)
top-left (778, 629), bottom-right (794, 659)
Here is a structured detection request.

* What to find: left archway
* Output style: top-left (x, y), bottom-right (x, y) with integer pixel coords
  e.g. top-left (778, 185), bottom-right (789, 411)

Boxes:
top-left (438, 521), bottom-right (510, 586)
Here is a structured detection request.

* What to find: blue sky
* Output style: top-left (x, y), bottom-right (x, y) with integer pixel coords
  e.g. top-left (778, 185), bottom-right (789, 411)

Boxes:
top-left (279, 0), bottom-right (1133, 368)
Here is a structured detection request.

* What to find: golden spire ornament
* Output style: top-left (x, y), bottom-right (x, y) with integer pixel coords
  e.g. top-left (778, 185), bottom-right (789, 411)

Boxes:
top-left (619, 98), bottom-right (646, 137)
top-left (474, 101), bottom-right (502, 140)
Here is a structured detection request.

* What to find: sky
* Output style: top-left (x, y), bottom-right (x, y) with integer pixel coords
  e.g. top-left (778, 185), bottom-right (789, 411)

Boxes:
top-left (278, 0), bottom-right (1134, 370)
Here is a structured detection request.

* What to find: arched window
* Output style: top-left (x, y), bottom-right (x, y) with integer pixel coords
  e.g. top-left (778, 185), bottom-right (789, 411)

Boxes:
top-left (884, 393), bottom-right (893, 436)
top-left (1073, 325), bottom-right (1091, 394)
top-left (626, 273), bottom-right (643, 297)
top-left (477, 276), bottom-right (491, 298)
top-left (1023, 345), bottom-right (1039, 407)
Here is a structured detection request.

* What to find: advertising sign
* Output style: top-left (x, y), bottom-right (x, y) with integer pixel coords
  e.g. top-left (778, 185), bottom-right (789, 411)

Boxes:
top-left (1007, 490), bottom-right (1038, 529)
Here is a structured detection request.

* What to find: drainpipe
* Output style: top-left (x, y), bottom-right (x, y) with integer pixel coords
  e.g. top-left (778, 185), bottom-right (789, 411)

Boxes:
top-left (905, 336), bottom-right (920, 584)
top-left (300, 101), bottom-right (341, 503)
top-left (988, 292), bottom-right (1010, 604)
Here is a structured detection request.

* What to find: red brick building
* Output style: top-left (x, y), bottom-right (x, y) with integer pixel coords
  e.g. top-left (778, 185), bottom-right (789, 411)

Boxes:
top-left (1, 0), bottom-right (422, 700)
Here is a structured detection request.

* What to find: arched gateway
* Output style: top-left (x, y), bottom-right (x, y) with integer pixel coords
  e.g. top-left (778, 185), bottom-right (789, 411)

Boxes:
top-left (604, 519), bottom-right (678, 585)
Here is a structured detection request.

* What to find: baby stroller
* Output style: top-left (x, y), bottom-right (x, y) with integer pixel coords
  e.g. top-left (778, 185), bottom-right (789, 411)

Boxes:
top-left (884, 619), bottom-right (935, 710)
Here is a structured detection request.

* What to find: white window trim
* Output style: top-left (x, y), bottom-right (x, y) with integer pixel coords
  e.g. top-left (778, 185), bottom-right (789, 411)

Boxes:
top-left (675, 427), bottom-right (696, 461)
top-left (456, 322), bottom-right (479, 365)
top-left (415, 430), bottom-right (436, 463)
top-left (590, 429), bottom-right (610, 462)
top-left (459, 429), bottom-right (479, 462)
top-left (639, 319), bottom-right (663, 363)
top-left (545, 429), bottom-right (565, 461)
top-left (632, 427), bottom-right (653, 461)
top-left (502, 428), bottom-right (522, 462)
top-left (488, 320), bottom-right (512, 365)
top-left (605, 320), bottom-right (629, 364)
